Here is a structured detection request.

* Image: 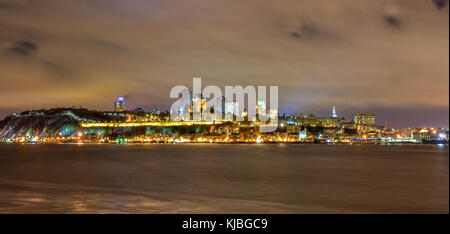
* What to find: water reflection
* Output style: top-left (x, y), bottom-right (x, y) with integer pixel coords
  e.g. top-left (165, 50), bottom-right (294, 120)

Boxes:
top-left (0, 144), bottom-right (448, 213)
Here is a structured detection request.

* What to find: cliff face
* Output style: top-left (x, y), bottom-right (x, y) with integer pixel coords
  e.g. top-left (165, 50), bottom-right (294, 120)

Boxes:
top-left (0, 115), bottom-right (78, 139)
top-left (0, 108), bottom-right (122, 139)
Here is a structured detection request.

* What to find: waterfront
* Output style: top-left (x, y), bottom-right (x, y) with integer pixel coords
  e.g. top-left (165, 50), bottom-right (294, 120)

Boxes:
top-left (0, 144), bottom-right (448, 213)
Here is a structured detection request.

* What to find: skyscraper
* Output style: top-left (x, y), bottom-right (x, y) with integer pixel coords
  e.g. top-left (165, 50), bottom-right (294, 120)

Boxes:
top-left (114, 97), bottom-right (126, 112)
top-left (215, 96), bottom-right (225, 115)
top-left (191, 93), bottom-right (203, 114)
top-left (257, 98), bottom-right (266, 119)
top-left (225, 101), bottom-right (239, 120)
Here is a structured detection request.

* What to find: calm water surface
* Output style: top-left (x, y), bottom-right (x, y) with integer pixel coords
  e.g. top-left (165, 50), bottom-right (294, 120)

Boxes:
top-left (0, 144), bottom-right (448, 213)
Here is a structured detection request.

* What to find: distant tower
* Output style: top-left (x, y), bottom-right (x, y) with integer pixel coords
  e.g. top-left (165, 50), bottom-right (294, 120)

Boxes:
top-left (114, 97), bottom-right (126, 112)
top-left (331, 106), bottom-right (338, 118)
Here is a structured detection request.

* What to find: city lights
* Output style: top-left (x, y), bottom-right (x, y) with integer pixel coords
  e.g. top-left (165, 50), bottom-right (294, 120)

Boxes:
top-left (1, 103), bottom-right (447, 145)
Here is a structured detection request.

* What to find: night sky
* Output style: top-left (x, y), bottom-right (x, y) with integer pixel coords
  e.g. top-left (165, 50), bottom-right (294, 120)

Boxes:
top-left (0, 0), bottom-right (448, 128)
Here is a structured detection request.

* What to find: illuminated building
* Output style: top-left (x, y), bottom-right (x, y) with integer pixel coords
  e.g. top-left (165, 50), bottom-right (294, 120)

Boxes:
top-left (257, 98), bottom-right (266, 119)
top-left (318, 117), bottom-right (340, 128)
top-left (192, 93), bottom-right (202, 114)
top-left (225, 101), bottom-right (239, 117)
top-left (353, 112), bottom-right (375, 126)
top-left (2, 104), bottom-right (447, 145)
top-left (299, 129), bottom-right (307, 140)
top-left (215, 96), bottom-right (225, 115)
top-left (286, 124), bottom-right (302, 134)
top-left (152, 108), bottom-right (161, 115)
top-left (411, 128), bottom-right (449, 144)
top-left (191, 93), bottom-right (208, 117)
top-left (114, 97), bottom-right (126, 112)
top-left (296, 114), bottom-right (340, 128)
top-left (269, 109), bottom-right (278, 120)
top-left (201, 98), bottom-right (207, 113)
top-left (181, 89), bottom-right (191, 115)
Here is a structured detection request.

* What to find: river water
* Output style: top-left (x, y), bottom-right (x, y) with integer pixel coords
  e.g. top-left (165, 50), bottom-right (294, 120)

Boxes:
top-left (0, 144), bottom-right (447, 213)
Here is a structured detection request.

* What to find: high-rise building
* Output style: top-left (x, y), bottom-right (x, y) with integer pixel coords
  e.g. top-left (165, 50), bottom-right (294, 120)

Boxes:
top-left (269, 109), bottom-right (278, 120)
top-left (191, 93), bottom-right (203, 114)
top-left (225, 101), bottom-right (239, 116)
top-left (216, 96), bottom-right (225, 114)
top-left (257, 98), bottom-right (266, 119)
top-left (114, 97), bottom-right (126, 112)
top-left (353, 112), bottom-right (375, 125)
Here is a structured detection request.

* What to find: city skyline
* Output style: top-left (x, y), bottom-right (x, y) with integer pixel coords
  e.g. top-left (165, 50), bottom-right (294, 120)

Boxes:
top-left (2, 102), bottom-right (447, 144)
top-left (0, 0), bottom-right (448, 217)
top-left (0, 85), bottom-right (448, 129)
top-left (0, 0), bottom-right (448, 129)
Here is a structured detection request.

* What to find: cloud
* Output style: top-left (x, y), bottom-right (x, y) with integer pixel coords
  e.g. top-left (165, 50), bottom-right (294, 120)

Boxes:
top-left (432, 0), bottom-right (449, 10)
top-left (383, 5), bottom-right (402, 28)
top-left (7, 40), bottom-right (38, 55)
top-left (0, 0), bottom-right (27, 7)
top-left (285, 19), bottom-right (322, 39)
top-left (384, 15), bottom-right (401, 27)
